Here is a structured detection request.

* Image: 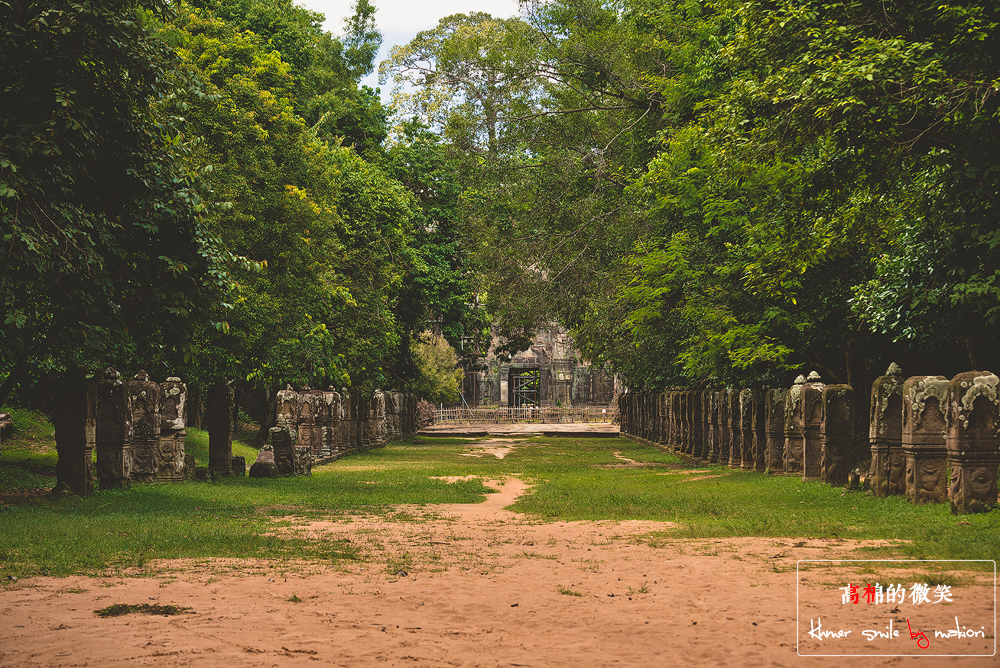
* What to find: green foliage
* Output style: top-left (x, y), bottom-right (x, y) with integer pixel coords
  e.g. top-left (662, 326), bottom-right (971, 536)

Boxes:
top-left (0, 0), bottom-right (243, 380)
top-left (410, 334), bottom-right (463, 404)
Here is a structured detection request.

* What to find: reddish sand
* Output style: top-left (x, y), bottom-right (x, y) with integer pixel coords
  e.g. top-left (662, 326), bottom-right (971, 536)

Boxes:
top-left (0, 479), bottom-right (994, 667)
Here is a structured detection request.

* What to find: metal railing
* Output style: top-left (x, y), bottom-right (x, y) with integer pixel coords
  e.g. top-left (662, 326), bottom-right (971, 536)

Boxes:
top-left (433, 406), bottom-right (611, 424)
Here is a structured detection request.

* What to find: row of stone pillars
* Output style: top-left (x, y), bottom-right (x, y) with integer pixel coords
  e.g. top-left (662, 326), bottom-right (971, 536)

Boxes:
top-left (262, 386), bottom-right (419, 474)
top-left (53, 368), bottom-right (420, 495)
top-left (617, 365), bottom-right (1000, 515)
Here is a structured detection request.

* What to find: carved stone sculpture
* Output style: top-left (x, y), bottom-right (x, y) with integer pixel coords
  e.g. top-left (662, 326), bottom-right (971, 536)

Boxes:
top-left (158, 377), bottom-right (187, 482)
top-left (270, 426), bottom-right (296, 476)
top-left (738, 389), bottom-right (754, 471)
top-left (902, 375), bottom-right (949, 504)
top-left (751, 388), bottom-right (767, 473)
top-left (820, 385), bottom-right (853, 486)
top-left (705, 390), bottom-right (719, 463)
top-left (801, 371), bottom-right (826, 482)
top-left (765, 388), bottom-right (787, 474)
top-left (717, 390), bottom-right (730, 463)
top-left (129, 370), bottom-right (161, 483)
top-left (868, 363), bottom-right (905, 497)
top-left (725, 389), bottom-right (740, 469)
top-left (947, 371), bottom-right (1000, 514)
top-left (784, 375), bottom-right (806, 475)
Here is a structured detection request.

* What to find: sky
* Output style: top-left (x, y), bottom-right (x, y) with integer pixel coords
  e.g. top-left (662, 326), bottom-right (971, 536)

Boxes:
top-left (302, 0), bottom-right (524, 98)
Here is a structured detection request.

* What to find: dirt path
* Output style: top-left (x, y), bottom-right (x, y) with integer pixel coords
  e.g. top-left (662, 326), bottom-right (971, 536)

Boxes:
top-left (0, 480), bottom-right (994, 667)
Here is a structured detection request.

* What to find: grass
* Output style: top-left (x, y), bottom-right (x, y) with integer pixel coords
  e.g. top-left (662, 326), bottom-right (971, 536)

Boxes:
top-left (0, 419), bottom-right (998, 578)
top-left (94, 603), bottom-right (192, 617)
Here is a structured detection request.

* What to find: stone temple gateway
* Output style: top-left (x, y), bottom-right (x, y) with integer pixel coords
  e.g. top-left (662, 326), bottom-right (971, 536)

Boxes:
top-left (461, 326), bottom-right (615, 408)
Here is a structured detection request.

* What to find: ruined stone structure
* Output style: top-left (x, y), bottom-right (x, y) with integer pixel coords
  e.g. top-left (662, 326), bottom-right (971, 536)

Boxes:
top-left (765, 388), bottom-right (787, 475)
top-left (783, 375), bottom-right (806, 476)
top-left (820, 385), bottom-right (853, 486)
top-left (129, 370), bottom-right (161, 484)
top-left (868, 364), bottom-right (905, 497)
top-left (947, 372), bottom-right (1000, 514)
top-left (618, 366), bottom-right (1000, 516)
top-left (800, 372), bottom-right (826, 482)
top-left (158, 377), bottom-right (187, 482)
top-left (902, 375), bottom-right (949, 505)
top-left (464, 326), bottom-right (614, 408)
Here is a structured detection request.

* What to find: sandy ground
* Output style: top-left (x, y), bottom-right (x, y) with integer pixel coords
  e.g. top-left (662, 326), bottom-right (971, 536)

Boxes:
top-left (0, 479), bottom-right (995, 667)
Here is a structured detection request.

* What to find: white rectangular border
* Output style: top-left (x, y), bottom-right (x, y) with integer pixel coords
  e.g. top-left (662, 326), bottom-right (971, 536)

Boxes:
top-left (796, 559), bottom-right (997, 657)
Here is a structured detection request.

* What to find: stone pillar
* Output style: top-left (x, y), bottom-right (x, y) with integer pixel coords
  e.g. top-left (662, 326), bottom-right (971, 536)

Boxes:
top-left (702, 390), bottom-right (715, 463)
top-left (206, 382), bottom-right (234, 477)
top-left (327, 387), bottom-right (342, 453)
top-left (717, 390), bottom-right (730, 463)
top-left (728, 388), bottom-right (742, 469)
top-left (669, 391), bottom-right (680, 450)
top-left (340, 387), bottom-right (356, 452)
top-left (677, 392), bottom-right (688, 452)
top-left (739, 389), bottom-right (754, 471)
top-left (947, 372), bottom-right (1000, 514)
top-left (361, 395), bottom-right (371, 447)
top-left (690, 389), bottom-right (704, 458)
top-left (275, 385), bottom-right (299, 444)
top-left (53, 368), bottom-right (97, 495)
top-left (373, 389), bottom-right (388, 446)
top-left (751, 388), bottom-right (767, 473)
top-left (784, 375), bottom-right (806, 475)
top-left (765, 388), bottom-right (787, 475)
top-left (820, 385), bottom-right (853, 486)
top-left (270, 426), bottom-right (295, 476)
top-left (297, 387), bottom-right (326, 457)
top-left (707, 390), bottom-right (720, 463)
top-left (95, 367), bottom-right (131, 490)
top-left (129, 370), bottom-right (161, 484)
top-left (158, 377), bottom-right (187, 482)
top-left (801, 371), bottom-right (826, 482)
top-left (901, 375), bottom-right (949, 504)
top-left (867, 364), bottom-right (905, 497)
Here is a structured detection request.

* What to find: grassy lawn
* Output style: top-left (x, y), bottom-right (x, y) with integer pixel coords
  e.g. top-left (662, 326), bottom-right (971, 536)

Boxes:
top-left (0, 412), bottom-right (997, 578)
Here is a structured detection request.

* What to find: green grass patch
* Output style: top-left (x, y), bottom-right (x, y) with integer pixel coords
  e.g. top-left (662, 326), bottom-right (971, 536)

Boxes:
top-left (0, 432), bottom-right (996, 576)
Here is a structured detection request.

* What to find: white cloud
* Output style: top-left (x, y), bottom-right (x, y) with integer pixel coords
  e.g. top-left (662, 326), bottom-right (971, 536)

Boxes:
top-left (303, 0), bottom-right (524, 95)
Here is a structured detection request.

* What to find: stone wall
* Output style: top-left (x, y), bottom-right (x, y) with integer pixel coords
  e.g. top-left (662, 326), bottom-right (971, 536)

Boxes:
top-left (617, 366), bottom-right (1000, 515)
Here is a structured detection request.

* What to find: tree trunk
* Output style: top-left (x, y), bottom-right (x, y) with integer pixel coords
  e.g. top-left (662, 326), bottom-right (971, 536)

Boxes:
top-left (252, 385), bottom-right (277, 448)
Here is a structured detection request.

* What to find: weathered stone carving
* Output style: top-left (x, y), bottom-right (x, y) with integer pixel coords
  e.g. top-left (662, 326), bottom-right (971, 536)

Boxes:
top-left (783, 375), bottom-right (806, 475)
top-left (800, 371), bottom-right (826, 482)
top-left (158, 377), bottom-right (186, 482)
top-left (716, 390), bottom-right (729, 463)
top-left (947, 371), bottom-right (1000, 514)
top-left (728, 389), bottom-right (742, 469)
top-left (765, 388), bottom-right (787, 474)
top-left (95, 367), bottom-right (132, 490)
top-left (820, 385), bottom-right (853, 486)
top-left (53, 368), bottom-right (98, 495)
top-left (249, 445), bottom-right (279, 478)
top-left (902, 375), bottom-right (949, 504)
top-left (275, 385), bottom-right (299, 444)
top-left (297, 387), bottom-right (326, 456)
top-left (670, 391), bottom-right (681, 450)
top-left (184, 454), bottom-right (197, 481)
top-left (750, 388), bottom-right (767, 473)
top-left (326, 387), bottom-right (342, 453)
top-left (689, 389), bottom-right (703, 458)
top-left (868, 363), bottom-right (905, 497)
top-left (270, 426), bottom-right (296, 476)
top-left (231, 455), bottom-right (246, 477)
top-left (206, 382), bottom-right (234, 477)
top-left (739, 389), bottom-right (755, 471)
top-left (705, 390), bottom-right (718, 463)
top-left (129, 370), bottom-right (161, 484)
top-left (373, 389), bottom-right (388, 446)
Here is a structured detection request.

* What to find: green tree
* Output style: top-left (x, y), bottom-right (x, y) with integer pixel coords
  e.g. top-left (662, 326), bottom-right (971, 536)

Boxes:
top-left (410, 333), bottom-right (463, 404)
top-left (0, 0), bottom-right (243, 403)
